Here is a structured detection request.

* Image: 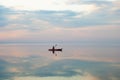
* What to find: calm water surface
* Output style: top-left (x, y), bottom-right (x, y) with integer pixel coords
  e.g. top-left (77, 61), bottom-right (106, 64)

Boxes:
top-left (0, 44), bottom-right (120, 80)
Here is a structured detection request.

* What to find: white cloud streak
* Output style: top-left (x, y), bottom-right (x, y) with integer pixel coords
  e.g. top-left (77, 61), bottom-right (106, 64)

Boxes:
top-left (0, 0), bottom-right (99, 15)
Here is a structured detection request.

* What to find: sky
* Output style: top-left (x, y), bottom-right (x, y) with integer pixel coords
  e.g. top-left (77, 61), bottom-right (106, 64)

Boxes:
top-left (0, 0), bottom-right (120, 43)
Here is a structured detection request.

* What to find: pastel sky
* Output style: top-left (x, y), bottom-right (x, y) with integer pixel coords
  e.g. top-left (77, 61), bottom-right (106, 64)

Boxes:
top-left (0, 0), bottom-right (120, 43)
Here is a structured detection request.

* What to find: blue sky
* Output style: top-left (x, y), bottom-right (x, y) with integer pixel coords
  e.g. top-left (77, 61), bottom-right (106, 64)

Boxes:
top-left (0, 0), bottom-right (120, 43)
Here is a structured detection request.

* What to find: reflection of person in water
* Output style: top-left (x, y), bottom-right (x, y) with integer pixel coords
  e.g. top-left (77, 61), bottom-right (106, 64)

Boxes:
top-left (52, 45), bottom-right (57, 56)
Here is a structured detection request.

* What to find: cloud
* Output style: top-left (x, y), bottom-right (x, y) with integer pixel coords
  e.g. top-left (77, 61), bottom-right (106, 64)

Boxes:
top-left (0, 0), bottom-right (102, 24)
top-left (0, 2), bottom-right (120, 28)
top-left (0, 1), bottom-right (120, 43)
top-left (0, 6), bottom-right (10, 27)
top-left (0, 0), bottom-right (99, 14)
top-left (0, 24), bottom-right (120, 43)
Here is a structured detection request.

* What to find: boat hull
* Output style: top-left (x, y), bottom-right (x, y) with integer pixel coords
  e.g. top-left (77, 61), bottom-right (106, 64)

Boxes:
top-left (48, 49), bottom-right (62, 51)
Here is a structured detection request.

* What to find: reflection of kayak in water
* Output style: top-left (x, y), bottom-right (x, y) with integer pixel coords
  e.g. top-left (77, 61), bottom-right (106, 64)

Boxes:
top-left (48, 45), bottom-right (62, 56)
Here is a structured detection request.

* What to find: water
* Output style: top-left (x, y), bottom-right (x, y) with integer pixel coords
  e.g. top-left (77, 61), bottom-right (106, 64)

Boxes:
top-left (0, 44), bottom-right (120, 80)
